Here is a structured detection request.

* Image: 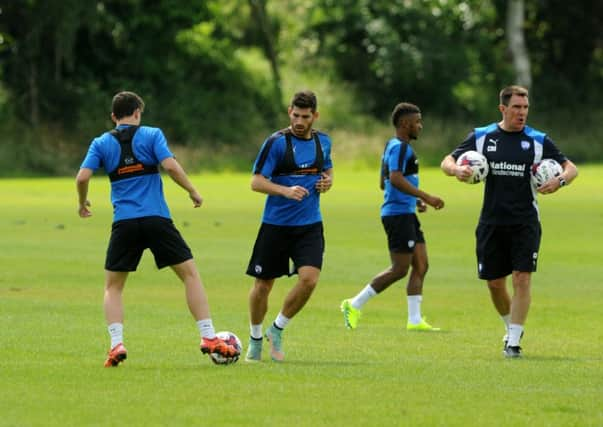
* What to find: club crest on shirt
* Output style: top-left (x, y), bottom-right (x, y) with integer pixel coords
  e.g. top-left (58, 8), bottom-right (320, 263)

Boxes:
top-left (521, 141), bottom-right (531, 150)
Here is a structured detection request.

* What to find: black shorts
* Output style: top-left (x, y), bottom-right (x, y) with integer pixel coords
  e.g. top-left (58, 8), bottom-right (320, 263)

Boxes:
top-left (105, 216), bottom-right (193, 272)
top-left (475, 222), bottom-right (541, 280)
top-left (381, 214), bottom-right (425, 253)
top-left (246, 222), bottom-right (324, 279)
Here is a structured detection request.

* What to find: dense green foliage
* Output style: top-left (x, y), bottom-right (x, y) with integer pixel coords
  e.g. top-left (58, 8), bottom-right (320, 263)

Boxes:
top-left (0, 1), bottom-right (279, 140)
top-left (1, 168), bottom-right (602, 425)
top-left (308, 0), bottom-right (603, 117)
top-left (0, 1), bottom-right (601, 175)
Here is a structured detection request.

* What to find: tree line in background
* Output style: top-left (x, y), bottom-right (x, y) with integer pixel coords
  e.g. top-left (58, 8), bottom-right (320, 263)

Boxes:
top-left (0, 0), bottom-right (601, 174)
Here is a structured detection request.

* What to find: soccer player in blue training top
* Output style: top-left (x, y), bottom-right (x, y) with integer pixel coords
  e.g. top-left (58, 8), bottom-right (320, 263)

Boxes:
top-left (76, 91), bottom-right (240, 367)
top-left (245, 90), bottom-right (333, 362)
top-left (440, 85), bottom-right (578, 358)
top-left (340, 102), bottom-right (445, 332)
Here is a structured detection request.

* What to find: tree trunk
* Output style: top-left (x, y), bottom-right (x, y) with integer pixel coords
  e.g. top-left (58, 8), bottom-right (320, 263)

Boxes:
top-left (248, 0), bottom-right (283, 104)
top-left (506, 0), bottom-right (532, 89)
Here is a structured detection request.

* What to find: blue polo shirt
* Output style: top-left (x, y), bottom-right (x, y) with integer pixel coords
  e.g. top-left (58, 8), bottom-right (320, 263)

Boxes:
top-left (80, 124), bottom-right (173, 222)
top-left (253, 130), bottom-right (333, 226)
top-left (381, 137), bottom-right (419, 217)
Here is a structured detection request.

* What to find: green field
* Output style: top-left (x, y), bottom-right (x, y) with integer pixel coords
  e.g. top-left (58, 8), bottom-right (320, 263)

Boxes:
top-left (1, 166), bottom-right (601, 426)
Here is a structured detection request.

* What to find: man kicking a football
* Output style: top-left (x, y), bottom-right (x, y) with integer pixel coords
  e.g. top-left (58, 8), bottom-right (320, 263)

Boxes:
top-left (76, 91), bottom-right (239, 366)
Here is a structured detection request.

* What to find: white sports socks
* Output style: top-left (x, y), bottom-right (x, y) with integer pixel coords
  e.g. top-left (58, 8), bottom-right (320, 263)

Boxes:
top-left (407, 295), bottom-right (423, 325)
top-left (274, 312), bottom-right (290, 330)
top-left (350, 284), bottom-right (377, 309)
top-left (197, 318), bottom-right (216, 339)
top-left (508, 323), bottom-right (524, 347)
top-left (108, 322), bottom-right (123, 348)
top-left (250, 324), bottom-right (263, 339)
top-left (501, 314), bottom-right (511, 332)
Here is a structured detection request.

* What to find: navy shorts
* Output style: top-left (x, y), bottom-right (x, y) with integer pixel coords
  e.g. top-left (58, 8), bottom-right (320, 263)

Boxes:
top-left (475, 222), bottom-right (541, 280)
top-left (105, 216), bottom-right (193, 272)
top-left (381, 214), bottom-right (425, 253)
top-left (246, 222), bottom-right (325, 279)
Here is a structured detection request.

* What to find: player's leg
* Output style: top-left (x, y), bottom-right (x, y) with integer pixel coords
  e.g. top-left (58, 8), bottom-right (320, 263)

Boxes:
top-left (373, 251), bottom-right (412, 292)
top-left (104, 270), bottom-right (128, 325)
top-left (487, 277), bottom-right (512, 349)
top-left (170, 259), bottom-right (239, 359)
top-left (487, 277), bottom-right (511, 317)
top-left (373, 214), bottom-right (414, 293)
top-left (406, 243), bottom-right (439, 331)
top-left (249, 278), bottom-right (274, 325)
top-left (510, 271), bottom-right (531, 324)
top-left (102, 220), bottom-right (142, 367)
top-left (407, 243), bottom-right (428, 296)
top-left (104, 270), bottom-right (128, 367)
top-left (265, 223), bottom-right (324, 361)
top-left (341, 251), bottom-right (411, 329)
top-left (246, 278), bottom-right (274, 361)
top-left (505, 223), bottom-right (540, 357)
top-left (477, 223), bottom-right (515, 351)
top-left (342, 214), bottom-right (413, 329)
top-left (281, 266), bottom-right (320, 318)
top-left (503, 271), bottom-right (531, 358)
top-left (146, 216), bottom-right (238, 359)
top-left (264, 266), bottom-right (319, 362)
top-left (170, 259), bottom-right (210, 321)
top-left (245, 223), bottom-right (289, 361)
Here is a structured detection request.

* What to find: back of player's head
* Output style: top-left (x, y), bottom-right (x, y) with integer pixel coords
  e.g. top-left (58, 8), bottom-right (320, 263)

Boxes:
top-left (499, 85), bottom-right (529, 106)
top-left (290, 90), bottom-right (317, 112)
top-left (112, 91), bottom-right (145, 120)
top-left (391, 102), bottom-right (420, 127)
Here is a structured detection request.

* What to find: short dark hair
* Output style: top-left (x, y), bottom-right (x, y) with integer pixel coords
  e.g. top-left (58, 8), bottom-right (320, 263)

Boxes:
top-left (499, 85), bottom-right (528, 106)
top-left (112, 91), bottom-right (145, 119)
top-left (290, 90), bottom-right (317, 112)
top-left (391, 102), bottom-right (420, 127)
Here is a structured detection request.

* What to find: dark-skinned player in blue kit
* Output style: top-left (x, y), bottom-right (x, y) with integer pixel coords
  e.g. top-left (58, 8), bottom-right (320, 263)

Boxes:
top-left (341, 102), bottom-right (444, 332)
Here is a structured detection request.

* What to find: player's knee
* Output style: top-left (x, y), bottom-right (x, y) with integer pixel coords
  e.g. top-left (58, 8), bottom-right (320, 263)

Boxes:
top-left (299, 277), bottom-right (318, 291)
top-left (390, 265), bottom-right (409, 280)
top-left (254, 279), bottom-right (274, 295)
top-left (414, 262), bottom-right (429, 277)
top-left (487, 279), bottom-right (506, 291)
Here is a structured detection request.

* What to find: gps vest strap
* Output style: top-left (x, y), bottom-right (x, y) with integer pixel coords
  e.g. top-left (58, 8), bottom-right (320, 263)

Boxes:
top-left (272, 129), bottom-right (324, 176)
top-left (108, 126), bottom-right (159, 182)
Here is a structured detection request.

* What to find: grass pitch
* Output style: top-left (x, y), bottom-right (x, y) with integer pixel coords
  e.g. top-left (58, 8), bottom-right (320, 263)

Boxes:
top-left (1, 166), bottom-right (601, 426)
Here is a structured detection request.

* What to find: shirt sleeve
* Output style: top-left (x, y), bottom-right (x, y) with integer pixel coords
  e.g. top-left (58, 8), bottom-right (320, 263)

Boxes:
top-left (80, 138), bottom-right (103, 171)
top-left (387, 143), bottom-right (406, 173)
top-left (322, 135), bottom-right (333, 170)
top-left (542, 135), bottom-right (568, 164)
top-left (151, 128), bottom-right (173, 163)
top-left (253, 136), bottom-right (284, 178)
top-left (450, 132), bottom-right (477, 160)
